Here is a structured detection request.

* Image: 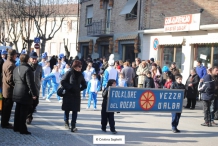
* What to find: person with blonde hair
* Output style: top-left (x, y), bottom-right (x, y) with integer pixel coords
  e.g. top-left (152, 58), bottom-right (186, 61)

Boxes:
top-left (136, 61), bottom-right (148, 88)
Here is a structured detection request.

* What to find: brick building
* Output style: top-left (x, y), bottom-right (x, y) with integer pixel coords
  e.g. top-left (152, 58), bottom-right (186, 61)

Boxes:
top-left (78, 0), bottom-right (218, 81)
top-left (78, 0), bottom-right (142, 62)
top-left (140, 0), bottom-right (218, 81)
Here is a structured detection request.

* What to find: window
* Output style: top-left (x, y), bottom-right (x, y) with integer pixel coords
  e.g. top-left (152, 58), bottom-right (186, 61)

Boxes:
top-left (126, 2), bottom-right (137, 20)
top-left (62, 21), bottom-right (68, 32)
top-left (71, 20), bottom-right (77, 32)
top-left (86, 5), bottom-right (93, 26)
top-left (60, 43), bottom-right (65, 55)
top-left (161, 45), bottom-right (182, 70)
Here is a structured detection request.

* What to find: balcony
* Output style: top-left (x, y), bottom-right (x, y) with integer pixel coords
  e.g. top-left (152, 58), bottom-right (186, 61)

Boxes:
top-left (87, 19), bottom-right (114, 37)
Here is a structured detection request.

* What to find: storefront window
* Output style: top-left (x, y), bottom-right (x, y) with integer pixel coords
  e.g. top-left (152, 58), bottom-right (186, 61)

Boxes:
top-left (196, 45), bottom-right (211, 67)
top-left (213, 46), bottom-right (218, 66)
top-left (162, 46), bottom-right (174, 68)
top-left (175, 48), bottom-right (182, 69)
top-left (161, 45), bottom-right (182, 70)
top-left (101, 45), bottom-right (110, 59)
top-left (83, 46), bottom-right (89, 59)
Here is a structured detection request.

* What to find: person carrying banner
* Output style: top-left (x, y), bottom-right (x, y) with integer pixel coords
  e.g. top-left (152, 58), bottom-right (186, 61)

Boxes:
top-left (101, 79), bottom-right (117, 134)
top-left (170, 74), bottom-right (185, 133)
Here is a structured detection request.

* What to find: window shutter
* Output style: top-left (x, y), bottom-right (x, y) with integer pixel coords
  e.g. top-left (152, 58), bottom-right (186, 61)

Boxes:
top-left (109, 0), bottom-right (114, 7)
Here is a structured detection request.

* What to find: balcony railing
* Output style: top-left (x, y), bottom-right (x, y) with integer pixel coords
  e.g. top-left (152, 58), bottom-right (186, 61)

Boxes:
top-left (87, 19), bottom-right (114, 37)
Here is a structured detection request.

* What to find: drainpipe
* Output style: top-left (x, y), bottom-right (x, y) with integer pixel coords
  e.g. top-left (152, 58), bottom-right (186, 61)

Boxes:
top-left (138, 0), bottom-right (142, 30)
top-left (76, 0), bottom-right (80, 57)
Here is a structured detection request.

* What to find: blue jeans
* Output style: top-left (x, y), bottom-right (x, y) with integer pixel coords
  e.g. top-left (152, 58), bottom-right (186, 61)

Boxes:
top-left (64, 111), bottom-right (78, 123)
top-left (210, 98), bottom-right (218, 121)
top-left (42, 79), bottom-right (51, 97)
top-left (87, 92), bottom-right (97, 108)
top-left (47, 83), bottom-right (60, 100)
top-left (171, 113), bottom-right (181, 130)
top-left (82, 82), bottom-right (88, 98)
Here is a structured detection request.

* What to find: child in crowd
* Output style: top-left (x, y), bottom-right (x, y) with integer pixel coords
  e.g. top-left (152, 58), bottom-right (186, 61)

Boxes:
top-left (86, 73), bottom-right (101, 110)
top-left (43, 65), bottom-right (62, 103)
top-left (118, 73), bottom-right (127, 87)
top-left (163, 74), bottom-right (173, 89)
top-left (143, 71), bottom-right (155, 88)
top-left (170, 74), bottom-right (185, 133)
top-left (42, 61), bottom-right (51, 99)
top-left (82, 65), bottom-right (94, 99)
top-left (101, 79), bottom-right (117, 134)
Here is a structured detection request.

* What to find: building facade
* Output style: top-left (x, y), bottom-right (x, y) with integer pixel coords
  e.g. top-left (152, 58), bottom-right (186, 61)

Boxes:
top-left (140, 0), bottom-right (218, 82)
top-left (78, 0), bottom-right (142, 63)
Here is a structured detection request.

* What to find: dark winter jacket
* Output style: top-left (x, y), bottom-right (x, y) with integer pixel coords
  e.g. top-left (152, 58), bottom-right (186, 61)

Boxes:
top-left (170, 82), bottom-right (185, 90)
top-left (0, 57), bottom-right (4, 88)
top-left (13, 63), bottom-right (37, 105)
top-left (29, 63), bottom-right (42, 97)
top-left (198, 74), bottom-right (215, 101)
top-left (102, 87), bottom-right (109, 108)
top-left (143, 76), bottom-right (155, 88)
top-left (170, 67), bottom-right (180, 76)
top-left (212, 75), bottom-right (218, 98)
top-left (61, 69), bottom-right (87, 111)
top-left (185, 74), bottom-right (200, 99)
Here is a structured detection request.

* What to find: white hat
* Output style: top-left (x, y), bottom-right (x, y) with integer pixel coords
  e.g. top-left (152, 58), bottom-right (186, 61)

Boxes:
top-left (108, 54), bottom-right (115, 66)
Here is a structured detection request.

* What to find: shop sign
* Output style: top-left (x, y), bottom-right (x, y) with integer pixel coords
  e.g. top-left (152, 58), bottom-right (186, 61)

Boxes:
top-left (107, 87), bottom-right (184, 112)
top-left (164, 13), bottom-right (200, 32)
top-left (153, 38), bottom-right (159, 50)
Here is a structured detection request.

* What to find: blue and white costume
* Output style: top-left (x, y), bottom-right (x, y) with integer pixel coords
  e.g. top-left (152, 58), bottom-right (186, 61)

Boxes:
top-left (118, 78), bottom-right (127, 87)
top-left (86, 78), bottom-right (101, 109)
top-left (15, 49), bottom-right (27, 66)
top-left (44, 70), bottom-right (61, 102)
top-left (102, 54), bottom-right (118, 88)
top-left (82, 69), bottom-right (93, 98)
top-left (1, 49), bottom-right (7, 62)
top-left (42, 65), bottom-right (51, 98)
top-left (38, 53), bottom-right (47, 67)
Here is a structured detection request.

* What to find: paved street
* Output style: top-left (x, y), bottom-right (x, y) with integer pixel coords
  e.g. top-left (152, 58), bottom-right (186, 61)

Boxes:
top-left (0, 92), bottom-right (218, 146)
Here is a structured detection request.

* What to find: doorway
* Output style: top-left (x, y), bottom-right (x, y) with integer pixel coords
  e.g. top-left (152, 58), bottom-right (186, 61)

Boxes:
top-left (101, 45), bottom-right (110, 60)
top-left (122, 44), bottom-right (135, 63)
top-left (82, 46), bottom-right (89, 59)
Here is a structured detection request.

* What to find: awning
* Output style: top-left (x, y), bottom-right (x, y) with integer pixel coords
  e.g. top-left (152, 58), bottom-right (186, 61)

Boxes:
top-left (158, 37), bottom-right (183, 45)
top-left (79, 40), bottom-right (90, 43)
top-left (117, 34), bottom-right (138, 40)
top-left (189, 37), bottom-right (218, 44)
top-left (119, 0), bottom-right (138, 15)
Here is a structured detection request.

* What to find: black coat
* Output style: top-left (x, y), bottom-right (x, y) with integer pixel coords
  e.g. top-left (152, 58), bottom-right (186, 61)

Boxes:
top-left (61, 69), bottom-right (87, 111)
top-left (143, 76), bottom-right (155, 88)
top-left (102, 87), bottom-right (109, 108)
top-left (13, 63), bottom-right (37, 105)
top-left (185, 74), bottom-right (200, 99)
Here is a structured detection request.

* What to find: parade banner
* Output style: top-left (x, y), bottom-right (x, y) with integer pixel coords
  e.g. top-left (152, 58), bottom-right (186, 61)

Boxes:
top-left (107, 87), bottom-right (184, 112)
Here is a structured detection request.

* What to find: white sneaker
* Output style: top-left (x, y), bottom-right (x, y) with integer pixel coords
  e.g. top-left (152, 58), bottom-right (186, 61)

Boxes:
top-left (58, 100), bottom-right (62, 103)
top-left (46, 99), bottom-right (51, 102)
top-left (86, 107), bottom-right (90, 109)
top-left (42, 96), bottom-right (45, 99)
top-left (94, 108), bottom-right (97, 111)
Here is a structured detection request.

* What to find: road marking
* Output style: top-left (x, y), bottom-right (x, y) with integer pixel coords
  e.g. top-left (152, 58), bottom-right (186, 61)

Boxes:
top-left (34, 113), bottom-right (95, 146)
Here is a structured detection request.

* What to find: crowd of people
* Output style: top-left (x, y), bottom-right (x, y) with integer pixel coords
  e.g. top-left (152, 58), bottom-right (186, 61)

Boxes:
top-left (0, 48), bottom-right (218, 135)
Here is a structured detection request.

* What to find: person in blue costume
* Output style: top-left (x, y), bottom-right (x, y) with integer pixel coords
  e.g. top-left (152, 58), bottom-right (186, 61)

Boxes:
top-left (43, 65), bottom-right (62, 103)
top-left (15, 49), bottom-right (27, 66)
top-left (38, 52), bottom-right (47, 67)
top-left (86, 73), bottom-right (101, 110)
top-left (1, 49), bottom-right (7, 62)
top-left (42, 61), bottom-right (51, 99)
top-left (102, 54), bottom-right (118, 89)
